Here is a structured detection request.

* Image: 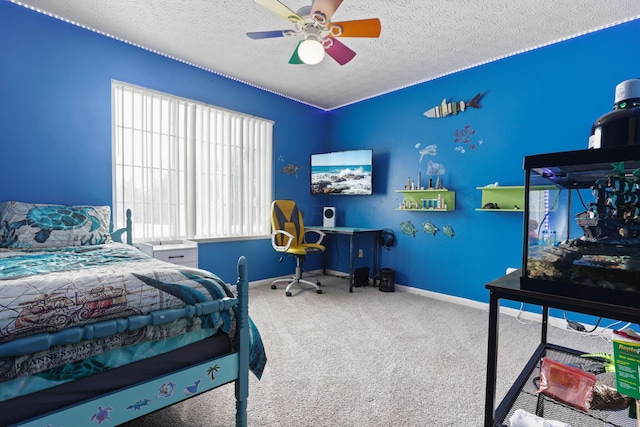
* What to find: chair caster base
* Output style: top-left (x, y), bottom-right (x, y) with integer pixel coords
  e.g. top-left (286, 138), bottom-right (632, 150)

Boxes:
top-left (271, 284), bottom-right (277, 290)
top-left (316, 289), bottom-right (322, 294)
top-left (286, 292), bottom-right (292, 297)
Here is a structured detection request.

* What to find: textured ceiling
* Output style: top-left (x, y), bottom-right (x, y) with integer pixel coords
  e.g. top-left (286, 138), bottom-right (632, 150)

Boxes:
top-left (12, 0), bottom-right (640, 110)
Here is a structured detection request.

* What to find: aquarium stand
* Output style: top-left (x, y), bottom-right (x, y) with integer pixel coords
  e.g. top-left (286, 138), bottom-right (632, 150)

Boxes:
top-left (484, 270), bottom-right (640, 427)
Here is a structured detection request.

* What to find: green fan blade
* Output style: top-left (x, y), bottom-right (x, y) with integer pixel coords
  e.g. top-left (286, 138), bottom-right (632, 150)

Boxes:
top-left (288, 41), bottom-right (304, 64)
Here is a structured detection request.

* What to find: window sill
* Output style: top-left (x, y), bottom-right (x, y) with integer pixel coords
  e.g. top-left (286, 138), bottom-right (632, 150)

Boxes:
top-left (189, 235), bottom-right (271, 244)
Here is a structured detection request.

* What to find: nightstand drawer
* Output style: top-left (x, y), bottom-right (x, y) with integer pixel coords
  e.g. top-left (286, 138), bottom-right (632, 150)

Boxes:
top-left (153, 248), bottom-right (197, 265)
top-left (138, 240), bottom-right (199, 268)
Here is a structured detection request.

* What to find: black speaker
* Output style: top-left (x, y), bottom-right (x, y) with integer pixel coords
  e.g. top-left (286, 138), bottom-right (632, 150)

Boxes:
top-left (354, 267), bottom-right (369, 287)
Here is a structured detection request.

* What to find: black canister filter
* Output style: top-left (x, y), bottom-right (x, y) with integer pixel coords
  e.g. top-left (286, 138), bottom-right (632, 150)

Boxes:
top-left (589, 79), bottom-right (640, 149)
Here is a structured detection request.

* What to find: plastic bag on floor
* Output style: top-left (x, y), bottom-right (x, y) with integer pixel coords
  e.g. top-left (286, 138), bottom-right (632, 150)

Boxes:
top-left (509, 408), bottom-right (571, 427)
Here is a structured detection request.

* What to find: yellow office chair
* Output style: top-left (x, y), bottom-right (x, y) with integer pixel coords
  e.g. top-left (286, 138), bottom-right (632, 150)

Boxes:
top-left (270, 200), bottom-right (326, 297)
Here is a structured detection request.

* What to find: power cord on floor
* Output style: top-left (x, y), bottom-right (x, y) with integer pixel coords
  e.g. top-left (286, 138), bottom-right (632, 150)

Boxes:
top-left (495, 304), bottom-right (630, 344)
top-left (515, 302), bottom-right (534, 325)
top-left (564, 310), bottom-right (602, 333)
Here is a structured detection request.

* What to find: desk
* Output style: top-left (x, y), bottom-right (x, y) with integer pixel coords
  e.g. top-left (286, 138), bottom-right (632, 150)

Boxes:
top-left (305, 226), bottom-right (381, 293)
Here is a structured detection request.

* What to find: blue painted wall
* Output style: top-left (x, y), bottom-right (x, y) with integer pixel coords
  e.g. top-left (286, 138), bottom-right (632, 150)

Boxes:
top-left (323, 19), bottom-right (640, 323)
top-left (0, 2), bottom-right (327, 284)
top-left (3, 2), bottom-right (640, 324)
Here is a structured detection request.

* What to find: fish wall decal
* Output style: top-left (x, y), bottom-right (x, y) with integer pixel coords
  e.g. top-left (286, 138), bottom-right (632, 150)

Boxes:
top-left (280, 163), bottom-right (300, 178)
top-left (423, 93), bottom-right (483, 118)
top-left (418, 144), bottom-right (437, 162)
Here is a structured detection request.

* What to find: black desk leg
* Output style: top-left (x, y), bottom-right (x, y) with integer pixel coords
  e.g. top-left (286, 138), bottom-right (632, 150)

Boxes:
top-left (321, 238), bottom-right (328, 276)
top-left (348, 234), bottom-right (354, 292)
top-left (484, 291), bottom-right (500, 427)
top-left (373, 232), bottom-right (379, 286)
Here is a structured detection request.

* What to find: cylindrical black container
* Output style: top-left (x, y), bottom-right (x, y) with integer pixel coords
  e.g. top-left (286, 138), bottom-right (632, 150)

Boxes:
top-left (354, 267), bottom-right (369, 287)
top-left (379, 268), bottom-right (395, 292)
top-left (589, 108), bottom-right (640, 148)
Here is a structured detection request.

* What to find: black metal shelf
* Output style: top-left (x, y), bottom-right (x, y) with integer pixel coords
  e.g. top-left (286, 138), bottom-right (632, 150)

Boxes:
top-left (484, 271), bottom-right (640, 427)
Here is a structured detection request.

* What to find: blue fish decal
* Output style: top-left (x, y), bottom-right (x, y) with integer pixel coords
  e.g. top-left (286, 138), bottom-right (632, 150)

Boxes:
top-left (418, 144), bottom-right (437, 162)
top-left (184, 379), bottom-right (201, 395)
top-left (127, 399), bottom-right (151, 410)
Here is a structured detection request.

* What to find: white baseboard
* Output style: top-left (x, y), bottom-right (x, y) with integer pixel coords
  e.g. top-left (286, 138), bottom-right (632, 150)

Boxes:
top-left (394, 283), bottom-right (611, 335)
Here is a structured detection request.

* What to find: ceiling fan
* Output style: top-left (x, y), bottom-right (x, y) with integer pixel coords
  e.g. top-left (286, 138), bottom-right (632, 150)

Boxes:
top-left (247, 0), bottom-right (381, 65)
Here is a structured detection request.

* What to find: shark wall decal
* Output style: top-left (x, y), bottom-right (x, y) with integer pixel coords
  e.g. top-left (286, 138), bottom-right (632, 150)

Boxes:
top-left (423, 93), bottom-right (483, 118)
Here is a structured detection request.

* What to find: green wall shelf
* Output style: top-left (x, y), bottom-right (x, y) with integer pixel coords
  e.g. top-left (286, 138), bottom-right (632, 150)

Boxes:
top-left (476, 186), bottom-right (525, 212)
top-left (395, 189), bottom-right (455, 211)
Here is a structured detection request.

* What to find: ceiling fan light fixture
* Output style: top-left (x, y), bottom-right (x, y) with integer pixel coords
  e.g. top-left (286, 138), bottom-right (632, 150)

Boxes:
top-left (298, 38), bottom-right (325, 64)
top-left (249, 0), bottom-right (381, 66)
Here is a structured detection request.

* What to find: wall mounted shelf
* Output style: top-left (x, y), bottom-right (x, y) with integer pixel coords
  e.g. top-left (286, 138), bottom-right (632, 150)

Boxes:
top-left (395, 189), bottom-right (455, 211)
top-left (476, 186), bottom-right (524, 212)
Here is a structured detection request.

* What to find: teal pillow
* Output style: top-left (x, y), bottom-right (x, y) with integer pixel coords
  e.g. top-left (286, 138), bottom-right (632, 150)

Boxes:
top-left (0, 201), bottom-right (113, 248)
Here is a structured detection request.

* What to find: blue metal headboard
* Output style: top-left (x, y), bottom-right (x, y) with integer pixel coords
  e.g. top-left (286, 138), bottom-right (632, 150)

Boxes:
top-left (110, 209), bottom-right (132, 245)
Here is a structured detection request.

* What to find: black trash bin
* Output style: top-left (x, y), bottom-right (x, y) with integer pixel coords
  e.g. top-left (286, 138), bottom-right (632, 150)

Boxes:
top-left (379, 268), bottom-right (395, 292)
top-left (354, 267), bottom-right (369, 287)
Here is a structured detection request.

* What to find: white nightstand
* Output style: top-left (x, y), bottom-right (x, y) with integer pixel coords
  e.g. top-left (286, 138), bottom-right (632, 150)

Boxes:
top-left (137, 240), bottom-right (198, 268)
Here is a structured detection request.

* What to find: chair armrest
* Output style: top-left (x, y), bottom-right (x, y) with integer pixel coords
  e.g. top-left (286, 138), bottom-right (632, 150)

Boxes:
top-left (304, 228), bottom-right (325, 245)
top-left (272, 230), bottom-right (295, 251)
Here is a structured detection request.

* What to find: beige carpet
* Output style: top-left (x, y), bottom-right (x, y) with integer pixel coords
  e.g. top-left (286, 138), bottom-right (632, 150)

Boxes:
top-left (122, 275), bottom-right (613, 426)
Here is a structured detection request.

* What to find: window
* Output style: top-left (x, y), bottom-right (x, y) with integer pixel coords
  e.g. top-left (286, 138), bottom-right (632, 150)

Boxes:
top-left (112, 81), bottom-right (273, 242)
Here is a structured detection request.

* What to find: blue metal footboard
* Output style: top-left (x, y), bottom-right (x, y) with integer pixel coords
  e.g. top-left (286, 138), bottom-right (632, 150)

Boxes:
top-left (10, 256), bottom-right (252, 427)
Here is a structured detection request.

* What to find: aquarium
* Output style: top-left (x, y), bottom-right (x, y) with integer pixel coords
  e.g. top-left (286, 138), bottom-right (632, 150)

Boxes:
top-left (522, 145), bottom-right (640, 305)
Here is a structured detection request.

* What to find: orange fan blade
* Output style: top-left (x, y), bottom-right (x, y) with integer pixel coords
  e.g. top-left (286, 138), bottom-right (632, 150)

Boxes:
top-left (254, 0), bottom-right (302, 23)
top-left (329, 18), bottom-right (381, 38)
top-left (310, 0), bottom-right (343, 22)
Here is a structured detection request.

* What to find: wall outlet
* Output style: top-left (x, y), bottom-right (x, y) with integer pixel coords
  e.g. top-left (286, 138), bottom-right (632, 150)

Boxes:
top-left (358, 249), bottom-right (363, 258)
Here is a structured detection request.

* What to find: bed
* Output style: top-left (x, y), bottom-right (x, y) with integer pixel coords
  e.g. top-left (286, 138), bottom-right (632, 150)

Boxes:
top-left (0, 201), bottom-right (266, 426)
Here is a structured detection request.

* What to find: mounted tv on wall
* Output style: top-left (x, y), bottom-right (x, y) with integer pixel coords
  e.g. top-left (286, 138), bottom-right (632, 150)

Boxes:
top-left (311, 149), bottom-right (373, 195)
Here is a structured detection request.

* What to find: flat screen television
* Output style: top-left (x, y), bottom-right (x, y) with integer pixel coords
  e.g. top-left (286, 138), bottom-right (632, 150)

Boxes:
top-left (310, 149), bottom-right (373, 195)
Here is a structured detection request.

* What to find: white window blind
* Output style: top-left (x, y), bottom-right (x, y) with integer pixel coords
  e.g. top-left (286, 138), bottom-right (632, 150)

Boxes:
top-left (112, 81), bottom-right (273, 242)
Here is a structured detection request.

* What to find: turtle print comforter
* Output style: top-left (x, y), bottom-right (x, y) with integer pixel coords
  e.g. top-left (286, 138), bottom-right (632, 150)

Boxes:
top-left (0, 243), bottom-right (264, 383)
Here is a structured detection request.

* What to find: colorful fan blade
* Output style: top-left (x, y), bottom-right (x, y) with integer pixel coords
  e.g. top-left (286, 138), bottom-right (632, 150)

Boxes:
top-left (330, 18), bottom-right (381, 38)
top-left (325, 38), bottom-right (356, 65)
top-left (288, 41), bottom-right (304, 64)
top-left (254, 0), bottom-right (302, 22)
top-left (247, 30), bottom-right (288, 40)
top-left (310, 0), bottom-right (343, 21)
